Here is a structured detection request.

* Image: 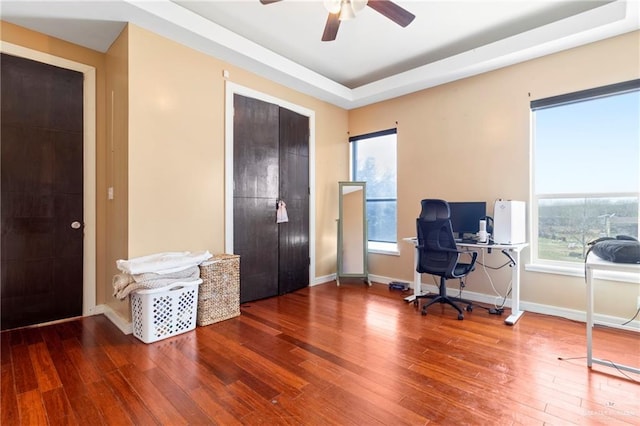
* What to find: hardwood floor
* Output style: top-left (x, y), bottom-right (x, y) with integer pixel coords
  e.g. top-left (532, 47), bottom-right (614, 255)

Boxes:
top-left (2, 282), bottom-right (639, 425)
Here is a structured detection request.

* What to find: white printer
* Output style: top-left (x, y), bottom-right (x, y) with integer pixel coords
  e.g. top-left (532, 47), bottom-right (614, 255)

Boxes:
top-left (493, 200), bottom-right (526, 244)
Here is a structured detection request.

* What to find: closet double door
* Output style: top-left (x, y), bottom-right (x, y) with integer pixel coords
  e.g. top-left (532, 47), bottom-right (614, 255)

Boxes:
top-left (233, 94), bottom-right (309, 303)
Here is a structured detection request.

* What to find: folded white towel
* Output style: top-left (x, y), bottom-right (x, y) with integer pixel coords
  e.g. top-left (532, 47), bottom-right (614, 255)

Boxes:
top-left (116, 250), bottom-right (212, 275)
top-left (112, 266), bottom-right (201, 300)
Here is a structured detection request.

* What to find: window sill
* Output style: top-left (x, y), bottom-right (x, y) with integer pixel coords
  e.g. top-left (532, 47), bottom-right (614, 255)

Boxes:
top-left (368, 241), bottom-right (399, 256)
top-left (525, 262), bottom-right (639, 284)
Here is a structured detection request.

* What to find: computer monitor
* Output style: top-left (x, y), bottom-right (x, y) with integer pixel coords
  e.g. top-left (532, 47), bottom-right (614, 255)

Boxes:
top-left (448, 201), bottom-right (487, 238)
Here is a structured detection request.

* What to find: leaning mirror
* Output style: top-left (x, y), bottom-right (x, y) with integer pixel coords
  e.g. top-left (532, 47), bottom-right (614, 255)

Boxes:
top-left (337, 181), bottom-right (370, 286)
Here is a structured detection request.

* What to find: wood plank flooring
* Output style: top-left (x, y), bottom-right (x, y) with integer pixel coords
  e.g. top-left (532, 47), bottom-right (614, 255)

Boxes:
top-left (2, 282), bottom-right (639, 425)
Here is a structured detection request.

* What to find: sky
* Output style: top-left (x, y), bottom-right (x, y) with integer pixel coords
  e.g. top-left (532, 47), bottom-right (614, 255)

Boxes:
top-left (534, 90), bottom-right (639, 195)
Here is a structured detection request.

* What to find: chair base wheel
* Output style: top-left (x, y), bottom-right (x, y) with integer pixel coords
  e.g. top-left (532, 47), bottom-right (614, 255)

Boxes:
top-left (466, 305), bottom-right (473, 312)
top-left (457, 314), bottom-right (464, 320)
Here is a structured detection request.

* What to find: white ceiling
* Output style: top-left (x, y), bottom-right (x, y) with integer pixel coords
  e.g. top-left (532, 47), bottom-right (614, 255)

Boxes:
top-left (2, 0), bottom-right (639, 109)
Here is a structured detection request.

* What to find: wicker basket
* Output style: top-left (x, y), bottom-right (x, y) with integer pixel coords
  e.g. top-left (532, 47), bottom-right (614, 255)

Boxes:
top-left (197, 254), bottom-right (240, 326)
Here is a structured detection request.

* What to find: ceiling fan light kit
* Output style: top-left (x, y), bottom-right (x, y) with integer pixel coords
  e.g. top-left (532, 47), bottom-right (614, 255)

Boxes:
top-left (339, 3), bottom-right (356, 20)
top-left (323, 0), bottom-right (368, 20)
top-left (262, 0), bottom-right (415, 42)
top-left (323, 0), bottom-right (342, 14)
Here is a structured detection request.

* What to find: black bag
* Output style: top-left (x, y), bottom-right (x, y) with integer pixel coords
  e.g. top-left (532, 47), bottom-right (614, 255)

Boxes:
top-left (587, 235), bottom-right (640, 264)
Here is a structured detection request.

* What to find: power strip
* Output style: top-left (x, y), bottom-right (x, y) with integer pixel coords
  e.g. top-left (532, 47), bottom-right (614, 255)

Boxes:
top-left (388, 281), bottom-right (409, 291)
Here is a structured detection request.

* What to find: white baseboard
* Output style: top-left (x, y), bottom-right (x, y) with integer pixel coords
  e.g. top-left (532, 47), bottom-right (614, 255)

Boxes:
top-left (312, 273), bottom-right (336, 286)
top-left (97, 275), bottom-right (638, 335)
top-left (368, 273), bottom-right (639, 332)
top-left (92, 304), bottom-right (106, 315)
top-left (99, 304), bottom-right (133, 335)
top-left (520, 301), bottom-right (639, 332)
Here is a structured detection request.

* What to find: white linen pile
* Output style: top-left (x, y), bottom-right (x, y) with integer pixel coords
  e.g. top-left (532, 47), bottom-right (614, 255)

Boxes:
top-left (113, 250), bottom-right (212, 300)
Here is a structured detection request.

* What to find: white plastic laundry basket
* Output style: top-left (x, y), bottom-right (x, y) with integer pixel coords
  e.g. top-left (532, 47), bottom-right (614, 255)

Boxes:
top-left (130, 279), bottom-right (202, 343)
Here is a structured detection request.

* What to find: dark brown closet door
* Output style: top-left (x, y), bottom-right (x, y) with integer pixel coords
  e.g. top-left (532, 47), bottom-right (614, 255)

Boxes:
top-left (233, 94), bottom-right (310, 303)
top-left (278, 107), bottom-right (309, 294)
top-left (1, 53), bottom-right (84, 330)
top-left (233, 94), bottom-right (280, 303)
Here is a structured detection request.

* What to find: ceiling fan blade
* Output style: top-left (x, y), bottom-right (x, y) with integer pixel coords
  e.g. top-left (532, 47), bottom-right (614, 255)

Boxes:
top-left (322, 13), bottom-right (341, 42)
top-left (259, 0), bottom-right (282, 4)
top-left (367, 0), bottom-right (415, 27)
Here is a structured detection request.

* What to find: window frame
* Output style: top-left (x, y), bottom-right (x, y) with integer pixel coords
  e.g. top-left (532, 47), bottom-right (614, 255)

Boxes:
top-left (529, 79), bottom-right (640, 278)
top-left (349, 128), bottom-right (398, 254)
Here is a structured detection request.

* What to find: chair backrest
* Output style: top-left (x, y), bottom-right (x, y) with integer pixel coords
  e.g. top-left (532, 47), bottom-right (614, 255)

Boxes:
top-left (416, 199), bottom-right (459, 278)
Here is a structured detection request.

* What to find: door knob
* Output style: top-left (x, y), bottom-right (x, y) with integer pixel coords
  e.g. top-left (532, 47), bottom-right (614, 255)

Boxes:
top-left (71, 221), bottom-right (82, 229)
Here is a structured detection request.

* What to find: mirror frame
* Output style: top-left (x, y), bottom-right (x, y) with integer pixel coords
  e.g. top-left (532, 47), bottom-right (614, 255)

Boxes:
top-left (337, 181), bottom-right (370, 286)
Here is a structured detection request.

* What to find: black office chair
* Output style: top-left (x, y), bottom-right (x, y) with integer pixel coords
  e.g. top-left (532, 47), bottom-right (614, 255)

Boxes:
top-left (415, 199), bottom-right (478, 320)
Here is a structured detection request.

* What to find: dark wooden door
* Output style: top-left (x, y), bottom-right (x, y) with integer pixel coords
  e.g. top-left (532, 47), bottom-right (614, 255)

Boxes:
top-left (1, 53), bottom-right (84, 330)
top-left (233, 94), bottom-right (310, 303)
top-left (278, 108), bottom-right (309, 294)
top-left (233, 94), bottom-right (280, 303)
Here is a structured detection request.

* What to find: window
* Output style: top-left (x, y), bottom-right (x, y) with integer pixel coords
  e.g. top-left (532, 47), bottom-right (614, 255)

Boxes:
top-left (531, 80), bottom-right (639, 265)
top-left (350, 129), bottom-right (397, 251)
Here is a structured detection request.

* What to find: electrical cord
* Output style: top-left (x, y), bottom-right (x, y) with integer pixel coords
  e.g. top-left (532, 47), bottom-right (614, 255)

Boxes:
top-left (557, 356), bottom-right (586, 361)
top-left (476, 259), bottom-right (513, 270)
top-left (494, 287), bottom-right (512, 310)
top-left (468, 301), bottom-right (505, 315)
top-left (621, 307), bottom-right (640, 326)
top-left (558, 356), bottom-right (639, 383)
top-left (501, 249), bottom-right (516, 267)
top-left (480, 249), bottom-right (513, 309)
top-left (548, 317), bottom-right (638, 381)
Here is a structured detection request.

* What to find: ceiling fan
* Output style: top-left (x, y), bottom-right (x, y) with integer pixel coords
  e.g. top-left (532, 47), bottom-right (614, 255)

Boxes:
top-left (259, 0), bottom-right (416, 42)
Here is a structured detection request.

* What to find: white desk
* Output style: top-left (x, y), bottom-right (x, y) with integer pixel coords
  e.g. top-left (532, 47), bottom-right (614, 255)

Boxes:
top-left (402, 237), bottom-right (529, 325)
top-left (584, 253), bottom-right (640, 374)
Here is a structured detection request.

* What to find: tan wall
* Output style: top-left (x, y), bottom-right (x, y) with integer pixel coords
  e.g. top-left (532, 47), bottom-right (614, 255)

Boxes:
top-left (104, 27), bottom-right (130, 317)
top-left (4, 19), bottom-right (636, 320)
top-left (127, 25), bottom-right (222, 255)
top-left (349, 31), bottom-right (640, 317)
top-left (124, 24), bottom-right (348, 274)
top-left (1, 22), bottom-right (349, 321)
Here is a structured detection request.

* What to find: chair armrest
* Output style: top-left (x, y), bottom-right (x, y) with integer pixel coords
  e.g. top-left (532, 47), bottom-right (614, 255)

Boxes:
top-left (458, 249), bottom-right (478, 267)
top-left (466, 250), bottom-right (478, 267)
